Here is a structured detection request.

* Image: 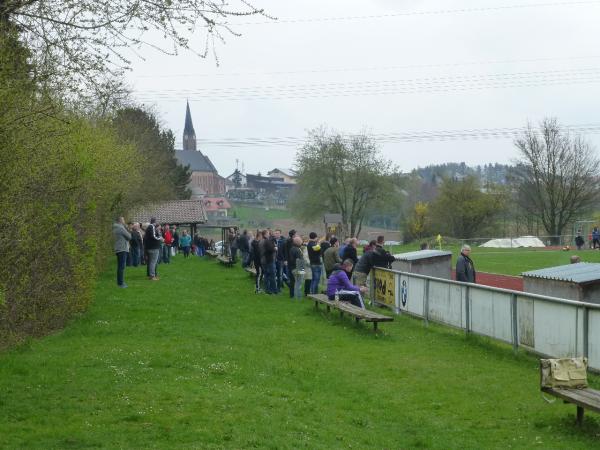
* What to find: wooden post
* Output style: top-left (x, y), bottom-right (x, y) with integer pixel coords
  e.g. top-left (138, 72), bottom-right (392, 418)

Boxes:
top-left (577, 406), bottom-right (584, 425)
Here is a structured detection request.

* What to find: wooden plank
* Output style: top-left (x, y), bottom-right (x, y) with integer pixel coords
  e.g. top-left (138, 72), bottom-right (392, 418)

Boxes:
top-left (542, 387), bottom-right (600, 414)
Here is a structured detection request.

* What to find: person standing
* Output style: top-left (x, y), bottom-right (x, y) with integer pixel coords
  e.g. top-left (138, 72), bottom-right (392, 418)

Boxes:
top-left (456, 245), bottom-right (476, 283)
top-left (288, 236), bottom-right (304, 299)
top-left (323, 237), bottom-right (342, 278)
top-left (162, 225), bottom-right (173, 263)
top-left (251, 230), bottom-right (264, 293)
top-left (273, 229), bottom-right (289, 291)
top-left (129, 223), bottom-right (142, 267)
top-left (307, 232), bottom-right (322, 294)
top-left (593, 227), bottom-right (600, 249)
top-left (113, 217), bottom-right (131, 288)
top-left (145, 218), bottom-right (163, 281)
top-left (238, 229), bottom-right (251, 267)
top-left (180, 230), bottom-right (192, 257)
top-left (259, 229), bottom-right (278, 294)
top-left (341, 238), bottom-right (359, 278)
top-left (575, 233), bottom-right (585, 251)
top-left (172, 225), bottom-right (179, 256)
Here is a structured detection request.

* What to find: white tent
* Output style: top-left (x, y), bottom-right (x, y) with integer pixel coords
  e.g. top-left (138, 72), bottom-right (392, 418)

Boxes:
top-left (480, 236), bottom-right (545, 248)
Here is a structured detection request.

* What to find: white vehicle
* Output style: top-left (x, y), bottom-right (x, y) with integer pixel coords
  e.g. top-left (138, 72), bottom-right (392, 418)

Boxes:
top-left (214, 240), bottom-right (224, 253)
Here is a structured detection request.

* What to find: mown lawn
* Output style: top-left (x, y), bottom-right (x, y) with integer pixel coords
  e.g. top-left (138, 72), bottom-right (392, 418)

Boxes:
top-left (1, 257), bottom-right (599, 449)
top-left (387, 243), bottom-right (600, 276)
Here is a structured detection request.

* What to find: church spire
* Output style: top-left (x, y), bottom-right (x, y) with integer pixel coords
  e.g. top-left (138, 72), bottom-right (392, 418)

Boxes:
top-left (183, 101), bottom-right (197, 151)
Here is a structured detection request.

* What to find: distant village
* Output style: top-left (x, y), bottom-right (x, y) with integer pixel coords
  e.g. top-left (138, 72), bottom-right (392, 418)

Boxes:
top-left (174, 102), bottom-right (297, 223)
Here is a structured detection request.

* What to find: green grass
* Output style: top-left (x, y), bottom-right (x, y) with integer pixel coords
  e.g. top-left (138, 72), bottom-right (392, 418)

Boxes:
top-left (386, 243), bottom-right (600, 276)
top-left (231, 205), bottom-right (292, 226)
top-left (1, 257), bottom-right (599, 448)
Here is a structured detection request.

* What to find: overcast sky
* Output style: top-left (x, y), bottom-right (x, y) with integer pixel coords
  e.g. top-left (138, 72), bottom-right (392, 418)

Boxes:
top-left (127, 0), bottom-right (600, 176)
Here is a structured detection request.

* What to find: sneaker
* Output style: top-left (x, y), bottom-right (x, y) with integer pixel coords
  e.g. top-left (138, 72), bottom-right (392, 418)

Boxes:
top-left (118, 283), bottom-right (128, 288)
top-left (151, 276), bottom-right (160, 281)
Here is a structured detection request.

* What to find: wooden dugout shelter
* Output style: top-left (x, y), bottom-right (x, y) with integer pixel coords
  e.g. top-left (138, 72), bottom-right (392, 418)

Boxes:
top-left (128, 199), bottom-right (208, 235)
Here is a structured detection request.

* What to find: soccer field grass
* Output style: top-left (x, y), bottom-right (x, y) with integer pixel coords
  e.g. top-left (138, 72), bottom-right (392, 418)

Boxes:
top-left (387, 243), bottom-right (600, 276)
top-left (1, 257), bottom-right (598, 448)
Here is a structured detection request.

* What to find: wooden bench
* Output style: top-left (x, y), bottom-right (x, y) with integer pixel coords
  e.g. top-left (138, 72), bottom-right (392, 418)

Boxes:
top-left (308, 294), bottom-right (393, 331)
top-left (216, 255), bottom-right (234, 267)
top-left (206, 250), bottom-right (219, 257)
top-left (541, 386), bottom-right (600, 425)
top-left (244, 266), bottom-right (257, 276)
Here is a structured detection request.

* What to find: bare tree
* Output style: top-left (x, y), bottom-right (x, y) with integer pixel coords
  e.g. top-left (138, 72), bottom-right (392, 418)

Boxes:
top-left (513, 118), bottom-right (600, 243)
top-left (1, 1), bottom-right (270, 95)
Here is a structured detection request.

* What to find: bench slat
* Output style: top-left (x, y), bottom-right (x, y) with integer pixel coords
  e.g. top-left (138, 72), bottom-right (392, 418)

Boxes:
top-left (308, 294), bottom-right (393, 322)
top-left (542, 387), bottom-right (600, 414)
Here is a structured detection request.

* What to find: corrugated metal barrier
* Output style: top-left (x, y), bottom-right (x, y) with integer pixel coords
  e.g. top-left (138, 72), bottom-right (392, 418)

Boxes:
top-left (371, 268), bottom-right (600, 372)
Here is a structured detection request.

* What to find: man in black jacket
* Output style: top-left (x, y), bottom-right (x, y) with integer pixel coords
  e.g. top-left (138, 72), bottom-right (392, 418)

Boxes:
top-left (456, 245), bottom-right (476, 283)
top-left (145, 217), bottom-right (163, 281)
top-left (354, 235), bottom-right (396, 286)
top-left (259, 229), bottom-right (278, 294)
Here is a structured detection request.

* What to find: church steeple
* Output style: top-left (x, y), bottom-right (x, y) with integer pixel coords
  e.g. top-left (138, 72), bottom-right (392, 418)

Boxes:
top-left (183, 101), bottom-right (197, 151)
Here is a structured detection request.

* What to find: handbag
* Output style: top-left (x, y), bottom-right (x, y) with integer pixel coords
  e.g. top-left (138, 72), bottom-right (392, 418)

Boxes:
top-left (540, 357), bottom-right (588, 389)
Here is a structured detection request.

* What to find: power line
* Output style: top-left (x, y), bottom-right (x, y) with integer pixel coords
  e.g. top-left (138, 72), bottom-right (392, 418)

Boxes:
top-left (172, 123), bottom-right (600, 148)
top-left (233, 1), bottom-right (600, 25)
top-left (131, 55), bottom-right (600, 79)
top-left (134, 68), bottom-right (600, 102)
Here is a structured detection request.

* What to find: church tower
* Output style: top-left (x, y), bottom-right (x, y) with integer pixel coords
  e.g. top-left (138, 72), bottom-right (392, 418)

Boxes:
top-left (183, 101), bottom-right (197, 151)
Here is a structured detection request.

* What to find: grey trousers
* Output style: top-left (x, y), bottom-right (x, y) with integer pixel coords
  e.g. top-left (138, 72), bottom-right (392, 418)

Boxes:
top-left (147, 249), bottom-right (160, 277)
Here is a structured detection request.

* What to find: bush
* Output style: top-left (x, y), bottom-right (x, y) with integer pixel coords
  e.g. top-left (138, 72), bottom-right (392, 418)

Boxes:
top-left (0, 28), bottom-right (141, 347)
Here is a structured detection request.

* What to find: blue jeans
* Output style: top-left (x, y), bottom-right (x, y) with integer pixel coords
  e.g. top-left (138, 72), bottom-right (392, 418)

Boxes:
top-left (116, 251), bottom-right (128, 286)
top-left (310, 265), bottom-right (322, 294)
top-left (263, 261), bottom-right (277, 294)
top-left (162, 244), bottom-right (170, 263)
top-left (130, 246), bottom-right (140, 267)
top-left (276, 260), bottom-right (288, 289)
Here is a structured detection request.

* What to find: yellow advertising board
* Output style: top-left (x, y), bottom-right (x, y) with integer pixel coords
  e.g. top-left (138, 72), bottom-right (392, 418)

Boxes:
top-left (373, 269), bottom-right (396, 307)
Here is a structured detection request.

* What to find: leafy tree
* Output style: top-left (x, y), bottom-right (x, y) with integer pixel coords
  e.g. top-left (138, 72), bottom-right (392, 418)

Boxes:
top-left (429, 176), bottom-right (504, 239)
top-left (291, 128), bottom-right (396, 237)
top-left (405, 202), bottom-right (430, 241)
top-left (512, 118), bottom-right (600, 244)
top-left (112, 107), bottom-right (192, 201)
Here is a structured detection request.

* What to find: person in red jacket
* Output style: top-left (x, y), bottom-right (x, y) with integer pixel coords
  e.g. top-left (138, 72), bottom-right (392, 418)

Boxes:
top-left (162, 224), bottom-right (173, 263)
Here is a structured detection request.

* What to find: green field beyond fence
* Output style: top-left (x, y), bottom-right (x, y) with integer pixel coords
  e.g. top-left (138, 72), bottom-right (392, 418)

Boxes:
top-left (1, 257), bottom-right (598, 448)
top-left (387, 243), bottom-right (600, 276)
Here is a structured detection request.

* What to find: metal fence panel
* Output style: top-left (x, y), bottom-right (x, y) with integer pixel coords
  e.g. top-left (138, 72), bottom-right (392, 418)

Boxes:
top-left (400, 274), bottom-right (426, 317)
top-left (469, 289), bottom-right (513, 343)
top-left (533, 301), bottom-right (579, 358)
top-left (516, 296), bottom-right (535, 348)
top-left (427, 279), bottom-right (464, 328)
top-left (588, 309), bottom-right (600, 370)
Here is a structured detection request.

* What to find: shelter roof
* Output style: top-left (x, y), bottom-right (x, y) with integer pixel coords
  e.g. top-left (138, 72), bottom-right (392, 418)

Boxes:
top-left (393, 249), bottom-right (452, 261)
top-left (129, 200), bottom-right (207, 225)
top-left (522, 263), bottom-right (600, 284)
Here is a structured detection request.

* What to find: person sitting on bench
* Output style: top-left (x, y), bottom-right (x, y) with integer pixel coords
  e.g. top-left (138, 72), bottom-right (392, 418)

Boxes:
top-left (326, 259), bottom-right (368, 308)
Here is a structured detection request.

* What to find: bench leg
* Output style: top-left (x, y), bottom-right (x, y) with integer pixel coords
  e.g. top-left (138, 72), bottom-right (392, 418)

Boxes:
top-left (326, 305), bottom-right (330, 313)
top-left (355, 317), bottom-right (359, 324)
top-left (315, 301), bottom-right (318, 309)
top-left (374, 322), bottom-right (378, 332)
top-left (577, 406), bottom-right (584, 425)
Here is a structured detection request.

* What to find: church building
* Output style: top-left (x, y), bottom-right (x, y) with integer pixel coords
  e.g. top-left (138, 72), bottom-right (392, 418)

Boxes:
top-left (175, 102), bottom-right (225, 198)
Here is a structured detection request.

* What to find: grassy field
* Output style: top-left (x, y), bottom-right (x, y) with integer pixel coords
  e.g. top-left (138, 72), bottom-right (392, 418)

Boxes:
top-left (231, 205), bottom-right (292, 226)
top-left (385, 243), bottom-right (600, 276)
top-left (1, 257), bottom-right (599, 448)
